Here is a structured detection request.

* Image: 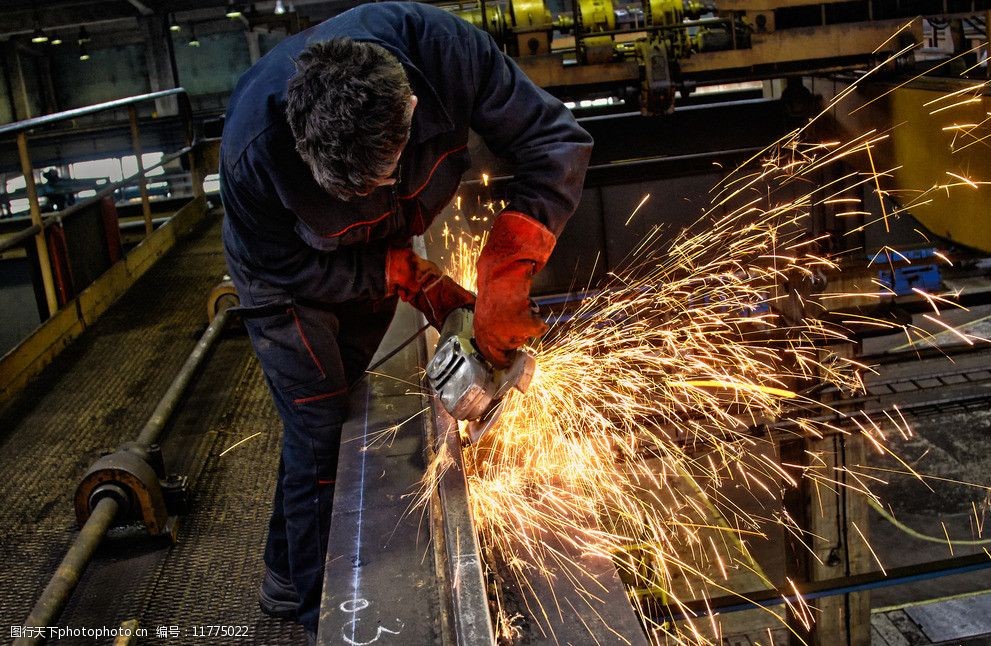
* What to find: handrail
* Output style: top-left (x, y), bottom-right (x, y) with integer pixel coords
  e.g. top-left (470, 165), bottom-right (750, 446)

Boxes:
top-left (48, 145), bottom-right (195, 226)
top-left (0, 224), bottom-right (42, 254)
top-left (2, 86), bottom-right (202, 318)
top-left (0, 144), bottom-right (196, 255)
top-left (0, 88), bottom-right (189, 138)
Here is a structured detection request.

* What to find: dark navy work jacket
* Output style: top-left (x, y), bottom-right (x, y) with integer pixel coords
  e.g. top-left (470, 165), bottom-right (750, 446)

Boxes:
top-left (220, 2), bottom-right (592, 307)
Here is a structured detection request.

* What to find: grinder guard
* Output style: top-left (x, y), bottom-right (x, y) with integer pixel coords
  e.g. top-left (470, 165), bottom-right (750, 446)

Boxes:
top-left (426, 308), bottom-right (536, 443)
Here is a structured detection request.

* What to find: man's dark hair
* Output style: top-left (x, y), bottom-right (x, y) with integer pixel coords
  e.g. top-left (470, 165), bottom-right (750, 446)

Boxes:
top-left (286, 39), bottom-right (412, 200)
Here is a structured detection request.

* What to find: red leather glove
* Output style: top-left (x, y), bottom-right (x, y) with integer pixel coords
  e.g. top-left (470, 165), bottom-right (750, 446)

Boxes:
top-left (475, 211), bottom-right (556, 368)
top-left (386, 247), bottom-right (475, 329)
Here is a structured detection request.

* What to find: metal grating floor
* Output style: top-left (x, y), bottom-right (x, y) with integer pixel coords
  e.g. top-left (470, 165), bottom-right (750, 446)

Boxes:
top-left (0, 212), bottom-right (306, 644)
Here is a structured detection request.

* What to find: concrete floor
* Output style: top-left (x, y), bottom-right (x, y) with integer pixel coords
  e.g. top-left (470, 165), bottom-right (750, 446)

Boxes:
top-left (862, 303), bottom-right (991, 613)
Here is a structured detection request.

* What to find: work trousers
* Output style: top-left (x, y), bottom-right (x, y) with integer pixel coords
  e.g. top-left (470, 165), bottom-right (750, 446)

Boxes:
top-left (242, 296), bottom-right (397, 633)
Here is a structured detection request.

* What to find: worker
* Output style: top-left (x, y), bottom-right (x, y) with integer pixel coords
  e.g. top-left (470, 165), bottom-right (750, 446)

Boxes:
top-left (219, 2), bottom-right (591, 640)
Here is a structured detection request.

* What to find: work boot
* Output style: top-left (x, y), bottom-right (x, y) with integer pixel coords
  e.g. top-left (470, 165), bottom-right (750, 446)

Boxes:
top-left (258, 567), bottom-right (299, 619)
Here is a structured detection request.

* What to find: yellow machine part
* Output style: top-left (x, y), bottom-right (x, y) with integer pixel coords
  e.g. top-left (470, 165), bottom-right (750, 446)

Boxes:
top-left (825, 79), bottom-right (991, 253)
top-left (512, 0), bottom-right (552, 28)
top-left (453, 3), bottom-right (506, 37)
top-left (579, 0), bottom-right (616, 31)
top-left (888, 86), bottom-right (991, 253)
top-left (649, 0), bottom-right (682, 26)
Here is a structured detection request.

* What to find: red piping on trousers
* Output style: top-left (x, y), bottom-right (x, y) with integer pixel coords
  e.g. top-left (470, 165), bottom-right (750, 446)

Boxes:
top-left (400, 144), bottom-right (467, 200)
top-left (289, 308), bottom-right (325, 377)
top-left (293, 387), bottom-right (347, 405)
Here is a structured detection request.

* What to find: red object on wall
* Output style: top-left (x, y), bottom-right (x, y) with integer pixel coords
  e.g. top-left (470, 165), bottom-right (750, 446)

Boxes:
top-left (101, 196), bottom-right (122, 264)
top-left (45, 223), bottom-right (74, 306)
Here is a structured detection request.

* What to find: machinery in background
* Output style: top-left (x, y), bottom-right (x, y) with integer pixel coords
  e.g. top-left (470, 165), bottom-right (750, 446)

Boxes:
top-left (1, 169), bottom-right (110, 216)
top-left (451, 0), bottom-right (726, 113)
top-left (439, 0), bottom-right (987, 114)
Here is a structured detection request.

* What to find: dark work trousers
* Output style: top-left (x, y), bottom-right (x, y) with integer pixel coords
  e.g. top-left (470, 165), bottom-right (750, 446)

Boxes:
top-left (242, 296), bottom-right (398, 633)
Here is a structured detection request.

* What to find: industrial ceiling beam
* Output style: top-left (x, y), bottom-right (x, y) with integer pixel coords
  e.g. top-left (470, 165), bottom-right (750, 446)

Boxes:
top-left (126, 0), bottom-right (154, 16)
top-left (0, 2), bottom-right (138, 40)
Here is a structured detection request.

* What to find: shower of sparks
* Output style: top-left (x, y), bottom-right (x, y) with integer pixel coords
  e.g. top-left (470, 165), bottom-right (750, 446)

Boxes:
top-left (438, 220), bottom-right (488, 291)
top-left (420, 37), bottom-right (991, 645)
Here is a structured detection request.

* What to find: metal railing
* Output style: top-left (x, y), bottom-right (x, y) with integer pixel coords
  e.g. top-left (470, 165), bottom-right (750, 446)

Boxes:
top-left (0, 88), bottom-right (201, 319)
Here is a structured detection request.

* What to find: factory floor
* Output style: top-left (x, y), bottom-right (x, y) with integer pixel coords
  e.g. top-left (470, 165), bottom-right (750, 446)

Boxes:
top-left (2, 209), bottom-right (991, 645)
top-left (0, 211), bottom-right (308, 645)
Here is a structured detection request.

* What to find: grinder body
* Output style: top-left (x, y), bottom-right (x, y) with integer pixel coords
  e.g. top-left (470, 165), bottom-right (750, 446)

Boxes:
top-left (426, 308), bottom-right (535, 442)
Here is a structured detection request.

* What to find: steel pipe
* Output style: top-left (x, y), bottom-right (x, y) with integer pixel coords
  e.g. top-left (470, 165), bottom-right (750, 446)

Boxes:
top-left (14, 498), bottom-right (120, 646)
top-left (0, 144), bottom-right (192, 249)
top-left (0, 223), bottom-right (41, 254)
top-left (16, 302), bottom-right (232, 643)
top-left (49, 145), bottom-right (194, 227)
top-left (136, 307), bottom-right (230, 447)
top-left (643, 551), bottom-right (991, 623)
top-left (127, 105), bottom-right (155, 237)
top-left (0, 88), bottom-right (187, 138)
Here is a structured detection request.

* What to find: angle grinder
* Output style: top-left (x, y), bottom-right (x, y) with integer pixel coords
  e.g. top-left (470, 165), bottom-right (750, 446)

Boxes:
top-left (426, 308), bottom-right (536, 443)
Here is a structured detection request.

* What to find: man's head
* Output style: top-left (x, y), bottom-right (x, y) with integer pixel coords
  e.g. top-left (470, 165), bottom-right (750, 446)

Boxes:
top-left (286, 38), bottom-right (416, 200)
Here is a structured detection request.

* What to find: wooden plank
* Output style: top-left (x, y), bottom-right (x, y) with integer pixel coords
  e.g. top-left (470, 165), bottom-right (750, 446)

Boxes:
top-left (804, 433), bottom-right (872, 646)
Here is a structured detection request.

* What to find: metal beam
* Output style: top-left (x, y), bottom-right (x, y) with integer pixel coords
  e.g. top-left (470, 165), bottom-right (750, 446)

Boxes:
top-left (125, 0), bottom-right (153, 15)
top-left (430, 396), bottom-right (497, 645)
top-left (641, 551), bottom-right (991, 622)
top-left (0, 4), bottom-right (138, 40)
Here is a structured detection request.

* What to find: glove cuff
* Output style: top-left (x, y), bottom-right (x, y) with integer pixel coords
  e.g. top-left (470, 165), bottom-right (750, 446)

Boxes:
top-left (384, 246), bottom-right (408, 298)
top-left (479, 211), bottom-right (556, 276)
top-left (386, 246), bottom-right (439, 300)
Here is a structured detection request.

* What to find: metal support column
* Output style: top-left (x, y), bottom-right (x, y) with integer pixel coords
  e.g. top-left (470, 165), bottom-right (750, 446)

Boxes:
top-left (16, 132), bottom-right (58, 317)
top-left (127, 105), bottom-right (154, 236)
top-left (245, 31), bottom-right (261, 64)
top-left (178, 95), bottom-right (205, 201)
top-left (189, 148), bottom-right (206, 200)
top-left (779, 436), bottom-right (814, 645)
top-left (141, 15), bottom-right (179, 117)
top-left (4, 42), bottom-right (32, 120)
